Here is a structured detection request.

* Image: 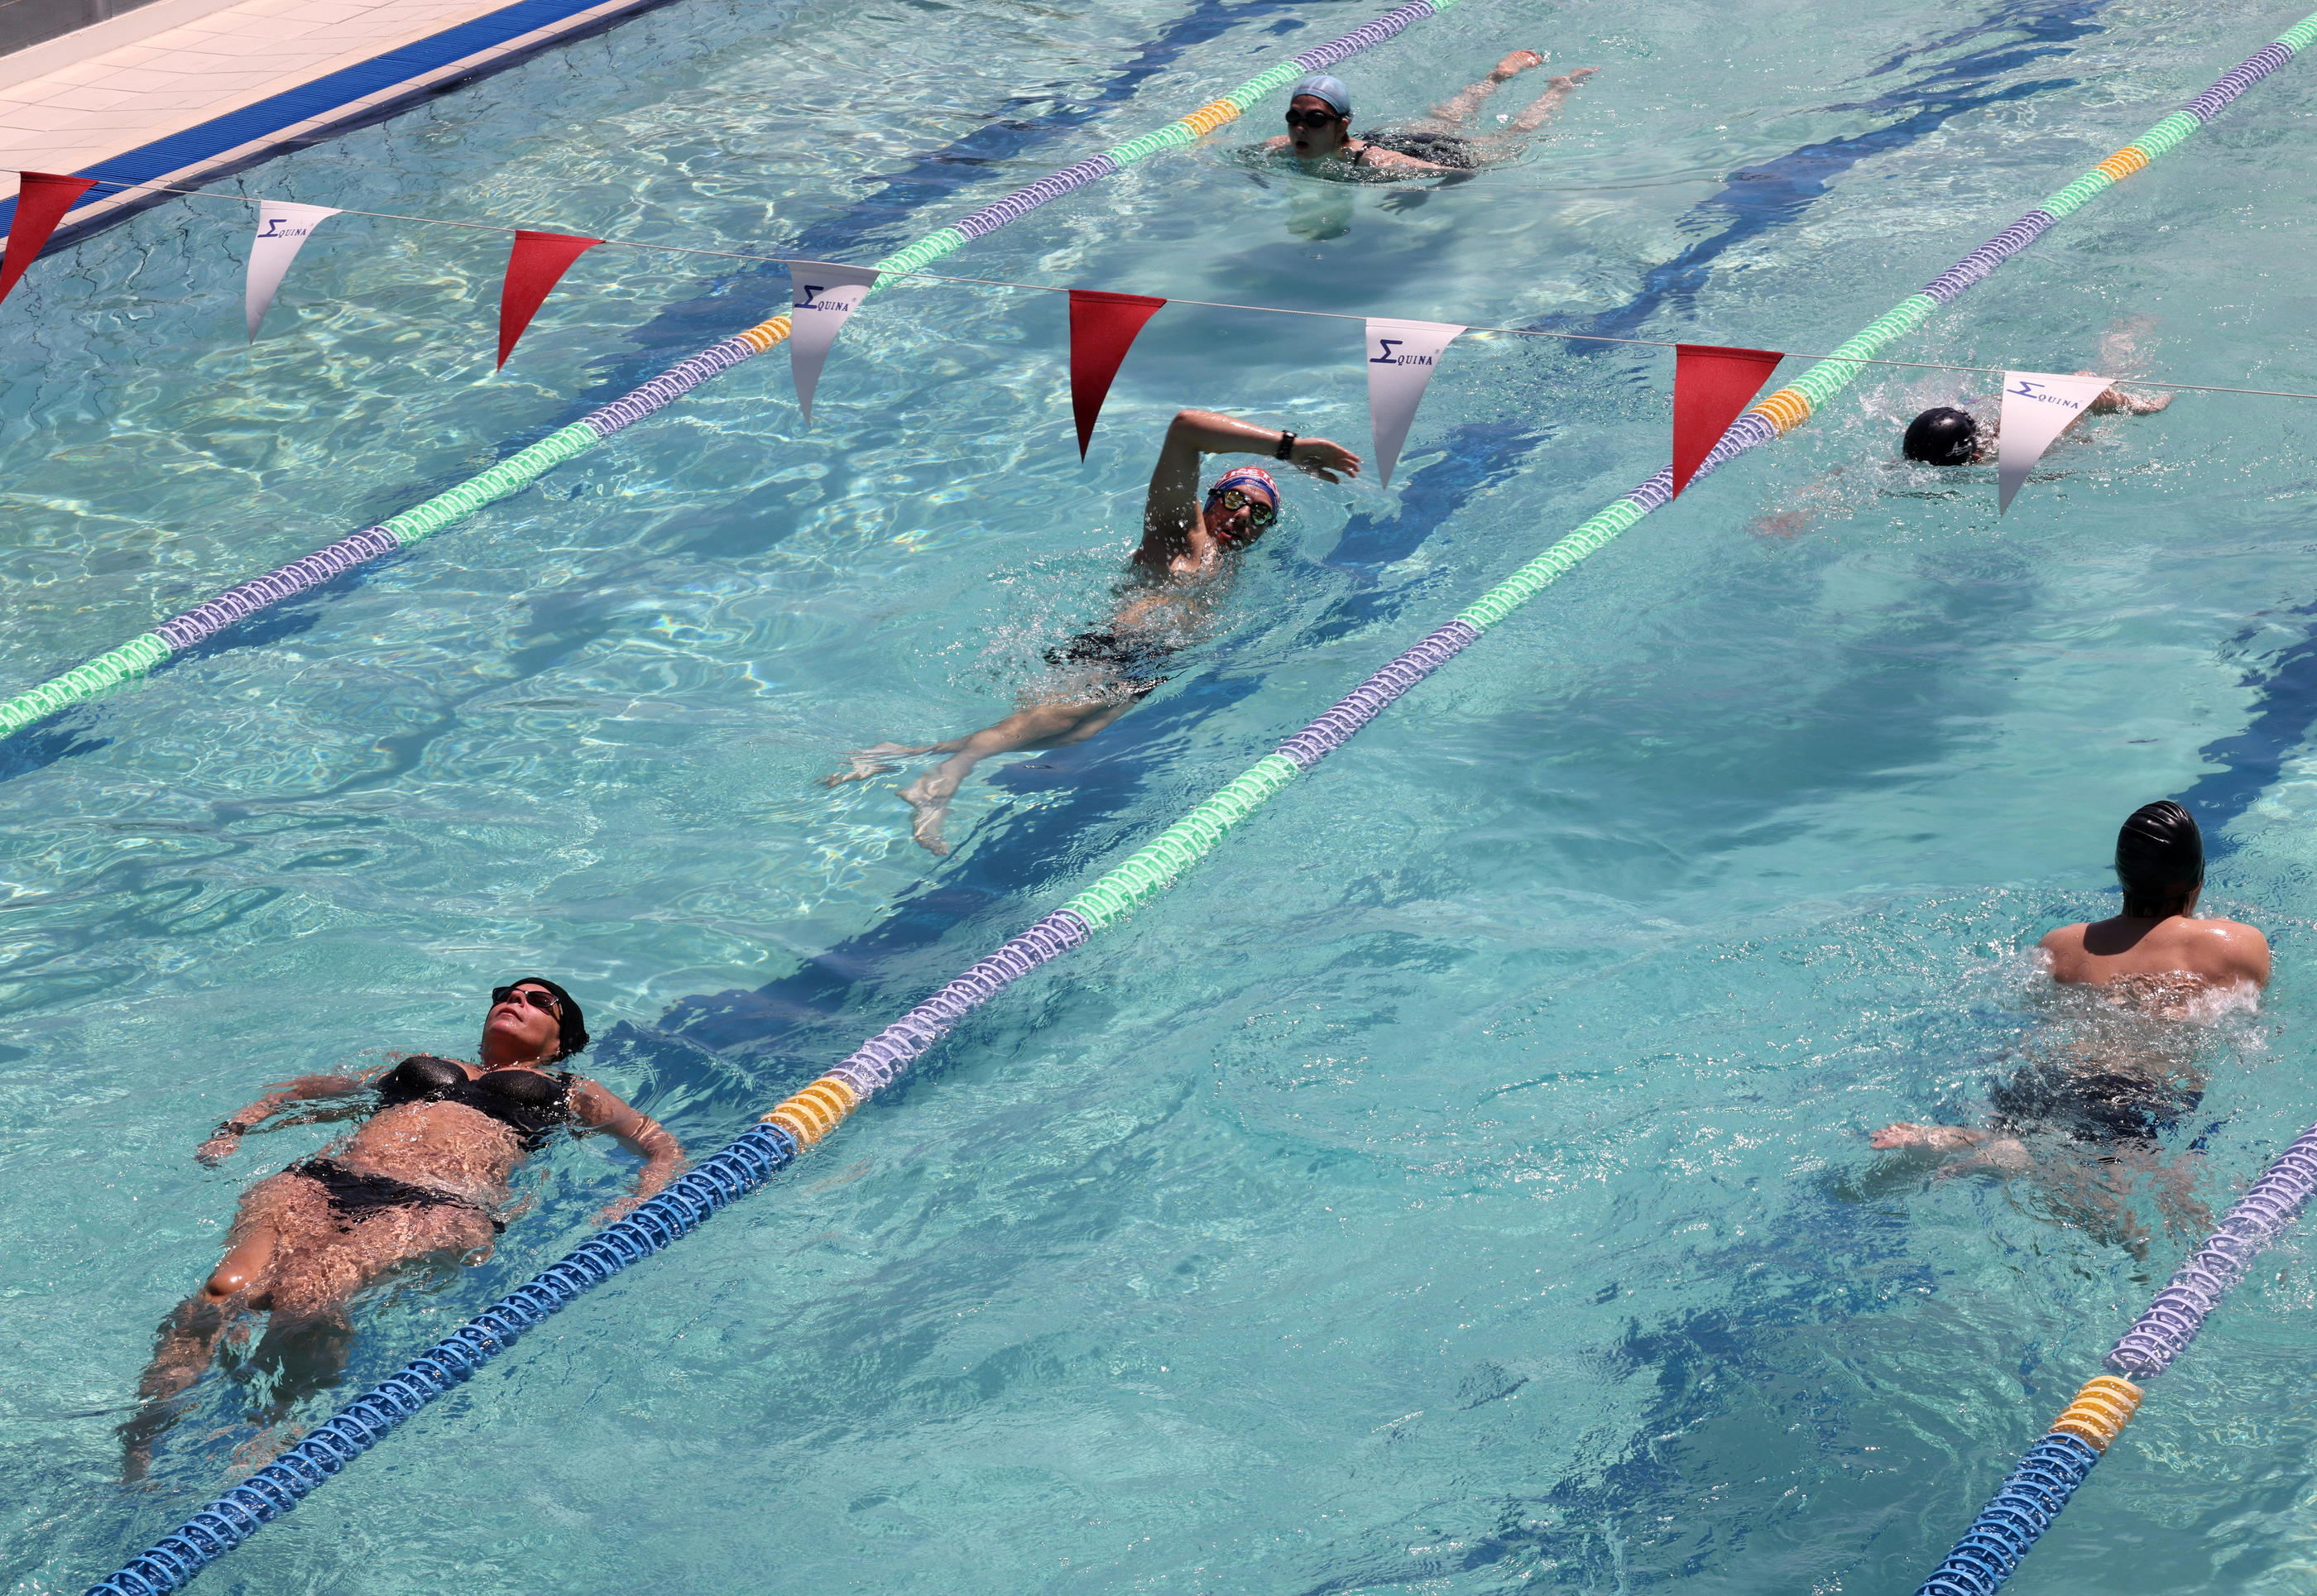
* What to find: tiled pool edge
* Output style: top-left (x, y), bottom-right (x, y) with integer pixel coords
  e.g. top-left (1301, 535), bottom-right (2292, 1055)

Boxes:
top-left (0, 0), bottom-right (689, 249)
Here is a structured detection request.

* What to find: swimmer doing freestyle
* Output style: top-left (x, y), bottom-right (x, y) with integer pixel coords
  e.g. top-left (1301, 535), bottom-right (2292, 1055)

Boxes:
top-left (120, 978), bottom-right (683, 1480)
top-left (1263, 55), bottom-right (1597, 176)
top-left (824, 410), bottom-right (1360, 854)
top-left (1870, 804), bottom-right (2267, 1242)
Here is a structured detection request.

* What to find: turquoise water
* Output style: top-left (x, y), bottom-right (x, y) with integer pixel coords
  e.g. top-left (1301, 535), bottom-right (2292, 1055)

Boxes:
top-left (7, 0), bottom-right (2317, 1588)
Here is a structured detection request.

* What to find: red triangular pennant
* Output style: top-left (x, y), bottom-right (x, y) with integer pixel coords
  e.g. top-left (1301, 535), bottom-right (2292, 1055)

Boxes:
top-left (1069, 290), bottom-right (1167, 458)
top-left (496, 229), bottom-right (602, 369)
top-left (1672, 343), bottom-right (1785, 498)
top-left (0, 172), bottom-right (98, 309)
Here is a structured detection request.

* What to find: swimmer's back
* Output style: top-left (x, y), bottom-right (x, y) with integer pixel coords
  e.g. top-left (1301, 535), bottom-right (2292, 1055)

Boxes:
top-left (2039, 913), bottom-right (2270, 993)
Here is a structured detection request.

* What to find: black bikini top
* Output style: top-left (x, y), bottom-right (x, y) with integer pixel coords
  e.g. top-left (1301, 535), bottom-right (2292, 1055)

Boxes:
top-left (377, 1054), bottom-right (576, 1151)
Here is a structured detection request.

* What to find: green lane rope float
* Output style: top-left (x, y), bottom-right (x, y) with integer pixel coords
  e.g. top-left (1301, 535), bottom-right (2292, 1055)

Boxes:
top-left (82, 10), bottom-right (2317, 1594)
top-left (3, 0), bottom-right (1457, 746)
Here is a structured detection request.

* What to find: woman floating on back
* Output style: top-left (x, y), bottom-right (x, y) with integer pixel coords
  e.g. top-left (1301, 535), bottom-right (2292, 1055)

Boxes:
top-left (122, 979), bottom-right (683, 1479)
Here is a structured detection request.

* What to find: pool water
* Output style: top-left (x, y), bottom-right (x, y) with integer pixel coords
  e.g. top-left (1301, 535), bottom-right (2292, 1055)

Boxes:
top-left (7, 0), bottom-right (2317, 1589)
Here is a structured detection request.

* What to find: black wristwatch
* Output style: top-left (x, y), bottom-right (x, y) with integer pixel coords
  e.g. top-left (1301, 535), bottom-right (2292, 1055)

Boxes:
top-left (1274, 430), bottom-right (1296, 460)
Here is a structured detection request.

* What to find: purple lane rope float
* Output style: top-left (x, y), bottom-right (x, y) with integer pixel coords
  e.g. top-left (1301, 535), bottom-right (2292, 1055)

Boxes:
top-left (83, 12), bottom-right (2317, 1594)
top-left (1910, 1118), bottom-right (2317, 1596)
top-left (2, 0), bottom-right (1458, 746)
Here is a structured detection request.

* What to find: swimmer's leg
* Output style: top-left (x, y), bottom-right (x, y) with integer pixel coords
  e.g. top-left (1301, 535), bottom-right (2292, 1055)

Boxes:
top-left (121, 1206), bottom-right (287, 1481)
top-left (822, 740), bottom-right (954, 788)
top-left (1504, 68), bottom-right (1598, 134)
top-left (1415, 50), bottom-right (1542, 129)
top-left (1867, 1122), bottom-right (2031, 1174)
top-left (899, 696), bottom-right (1138, 856)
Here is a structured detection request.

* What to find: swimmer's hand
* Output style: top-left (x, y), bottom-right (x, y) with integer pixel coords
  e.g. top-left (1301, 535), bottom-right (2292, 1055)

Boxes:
top-left (595, 1195), bottom-right (645, 1225)
top-left (195, 1129), bottom-right (242, 1166)
top-left (1288, 437), bottom-right (1361, 483)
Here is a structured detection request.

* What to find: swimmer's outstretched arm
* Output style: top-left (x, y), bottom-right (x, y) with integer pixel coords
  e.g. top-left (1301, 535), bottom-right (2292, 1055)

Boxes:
top-left (1139, 409), bottom-right (1359, 571)
top-left (571, 1079), bottom-right (686, 1222)
top-left (195, 1071), bottom-right (376, 1165)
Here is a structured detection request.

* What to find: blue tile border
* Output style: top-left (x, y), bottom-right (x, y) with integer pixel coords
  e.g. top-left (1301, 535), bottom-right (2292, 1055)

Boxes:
top-left (2, 0), bottom-right (683, 242)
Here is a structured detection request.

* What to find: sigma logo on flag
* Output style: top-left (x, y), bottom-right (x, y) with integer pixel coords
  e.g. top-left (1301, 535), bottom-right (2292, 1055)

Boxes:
top-left (1365, 318), bottom-right (1464, 486)
top-left (788, 262), bottom-right (881, 427)
top-left (1997, 369), bottom-right (2115, 512)
top-left (243, 200), bottom-right (340, 341)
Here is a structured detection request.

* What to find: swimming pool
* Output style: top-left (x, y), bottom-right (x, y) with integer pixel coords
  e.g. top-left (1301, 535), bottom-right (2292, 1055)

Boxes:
top-left (7, 0), bottom-right (2317, 1588)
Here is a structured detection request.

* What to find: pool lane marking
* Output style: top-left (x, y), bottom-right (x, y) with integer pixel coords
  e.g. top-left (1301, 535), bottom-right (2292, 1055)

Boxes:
top-left (0, 0), bottom-right (1456, 745)
top-left (31, 167), bottom-right (2317, 405)
top-left (81, 10), bottom-right (2317, 1593)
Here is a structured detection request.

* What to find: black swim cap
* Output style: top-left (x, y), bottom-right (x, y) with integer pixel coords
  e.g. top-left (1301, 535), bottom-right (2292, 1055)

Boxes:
top-left (501, 975), bottom-right (589, 1061)
top-left (1903, 406), bottom-right (1979, 466)
top-left (2114, 801), bottom-right (2204, 918)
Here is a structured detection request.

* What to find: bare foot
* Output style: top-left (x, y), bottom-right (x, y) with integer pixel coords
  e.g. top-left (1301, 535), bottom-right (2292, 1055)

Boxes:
top-left (898, 774), bottom-right (956, 856)
top-left (1868, 1121), bottom-right (1986, 1151)
top-left (1493, 49), bottom-right (1544, 78)
top-left (1551, 67), bottom-right (1600, 89)
top-left (822, 743), bottom-right (924, 788)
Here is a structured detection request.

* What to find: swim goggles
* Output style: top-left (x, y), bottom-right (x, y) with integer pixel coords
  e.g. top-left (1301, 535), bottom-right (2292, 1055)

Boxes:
top-left (491, 984), bottom-right (563, 1015)
top-left (1206, 486), bottom-right (1278, 529)
top-left (1283, 108), bottom-right (1346, 130)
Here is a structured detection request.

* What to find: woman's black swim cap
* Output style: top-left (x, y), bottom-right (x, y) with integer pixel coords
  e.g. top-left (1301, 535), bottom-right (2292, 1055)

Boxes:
top-left (2114, 801), bottom-right (2204, 918)
top-left (1902, 406), bottom-right (1979, 466)
top-left (502, 975), bottom-right (589, 1061)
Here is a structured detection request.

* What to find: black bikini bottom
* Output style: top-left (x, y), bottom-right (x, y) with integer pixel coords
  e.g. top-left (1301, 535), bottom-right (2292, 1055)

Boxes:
top-left (289, 1157), bottom-right (504, 1234)
top-left (1988, 1065), bottom-right (2203, 1151)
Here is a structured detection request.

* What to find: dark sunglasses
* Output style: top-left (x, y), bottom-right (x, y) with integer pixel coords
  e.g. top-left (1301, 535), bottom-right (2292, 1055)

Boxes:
top-left (1206, 486), bottom-right (1278, 528)
top-left (491, 985), bottom-right (562, 1015)
top-left (1283, 108), bottom-right (1345, 130)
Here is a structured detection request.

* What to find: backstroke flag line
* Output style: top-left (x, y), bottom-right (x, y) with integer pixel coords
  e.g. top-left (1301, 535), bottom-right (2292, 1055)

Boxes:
top-left (1671, 343), bottom-right (1785, 497)
top-left (1998, 370), bottom-right (2114, 511)
top-left (1068, 290), bottom-right (1168, 458)
top-left (788, 262), bottom-right (881, 426)
top-left (243, 201), bottom-right (342, 341)
top-left (1365, 317), bottom-right (1464, 486)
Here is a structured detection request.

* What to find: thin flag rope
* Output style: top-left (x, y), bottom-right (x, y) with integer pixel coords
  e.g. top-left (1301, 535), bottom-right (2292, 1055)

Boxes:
top-left (0, 0), bottom-right (1461, 746)
top-left (81, 9), bottom-right (2317, 1595)
top-left (19, 167), bottom-right (2317, 405)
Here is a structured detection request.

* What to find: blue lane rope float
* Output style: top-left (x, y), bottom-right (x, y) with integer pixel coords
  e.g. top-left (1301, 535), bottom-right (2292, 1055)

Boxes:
top-left (83, 12), bottom-right (2317, 1591)
top-left (1, 0), bottom-right (1457, 743)
top-left (1912, 1119), bottom-right (2317, 1596)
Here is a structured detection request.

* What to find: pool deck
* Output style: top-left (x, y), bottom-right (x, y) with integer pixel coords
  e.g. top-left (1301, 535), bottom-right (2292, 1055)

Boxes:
top-left (0, 0), bottom-right (673, 241)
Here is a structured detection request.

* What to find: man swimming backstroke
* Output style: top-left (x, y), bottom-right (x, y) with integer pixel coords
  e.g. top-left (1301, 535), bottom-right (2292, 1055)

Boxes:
top-left (824, 410), bottom-right (1360, 854)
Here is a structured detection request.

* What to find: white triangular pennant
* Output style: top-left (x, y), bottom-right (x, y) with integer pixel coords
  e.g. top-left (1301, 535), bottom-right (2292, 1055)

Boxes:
top-left (1998, 370), bottom-right (2113, 513)
top-left (1366, 318), bottom-right (1465, 486)
top-left (788, 262), bottom-right (880, 427)
top-left (244, 200), bottom-right (340, 341)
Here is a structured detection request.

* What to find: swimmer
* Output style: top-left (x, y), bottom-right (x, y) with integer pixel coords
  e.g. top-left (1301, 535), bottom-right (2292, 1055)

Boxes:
top-left (823, 410), bottom-right (1360, 855)
top-left (1260, 55), bottom-right (1598, 178)
top-left (120, 979), bottom-right (684, 1480)
top-left (1868, 803), bottom-right (2267, 1247)
top-left (1901, 380), bottom-right (2171, 466)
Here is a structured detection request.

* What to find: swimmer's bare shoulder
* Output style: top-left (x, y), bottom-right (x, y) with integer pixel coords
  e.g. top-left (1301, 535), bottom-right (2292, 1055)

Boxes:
top-left (2037, 913), bottom-right (2271, 989)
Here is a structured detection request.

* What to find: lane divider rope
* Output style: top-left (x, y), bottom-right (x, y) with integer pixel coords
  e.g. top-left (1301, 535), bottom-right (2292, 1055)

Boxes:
top-left (1912, 1117), bottom-right (2317, 1596)
top-left (3, 0), bottom-right (1457, 745)
top-left (82, 9), bottom-right (2317, 1592)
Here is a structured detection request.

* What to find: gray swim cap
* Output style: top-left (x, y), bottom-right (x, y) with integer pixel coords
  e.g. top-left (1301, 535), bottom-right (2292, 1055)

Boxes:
top-left (1290, 74), bottom-right (1351, 117)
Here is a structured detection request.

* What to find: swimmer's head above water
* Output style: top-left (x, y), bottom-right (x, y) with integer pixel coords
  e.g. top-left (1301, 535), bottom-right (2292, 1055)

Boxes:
top-left (487, 975), bottom-right (589, 1062)
top-left (1285, 74), bottom-right (1355, 159)
top-left (2115, 801), bottom-right (2204, 918)
top-left (1204, 466), bottom-right (1281, 546)
top-left (1902, 405), bottom-right (1983, 466)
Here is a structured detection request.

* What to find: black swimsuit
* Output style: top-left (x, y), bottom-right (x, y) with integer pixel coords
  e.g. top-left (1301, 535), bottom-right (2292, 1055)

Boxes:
top-left (1355, 130), bottom-right (1482, 169)
top-left (1988, 1062), bottom-right (2203, 1151)
top-left (1043, 630), bottom-right (1178, 696)
top-left (287, 1056), bottom-right (576, 1228)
